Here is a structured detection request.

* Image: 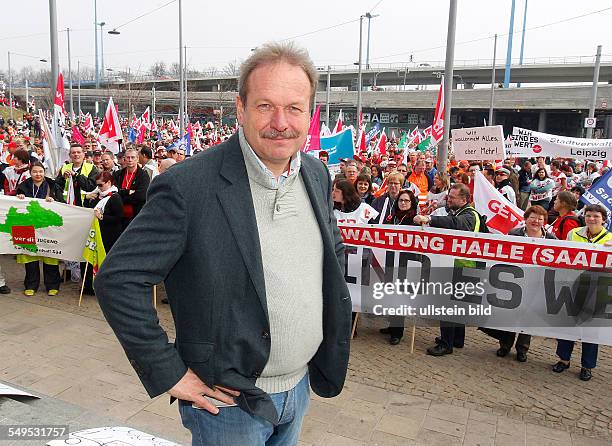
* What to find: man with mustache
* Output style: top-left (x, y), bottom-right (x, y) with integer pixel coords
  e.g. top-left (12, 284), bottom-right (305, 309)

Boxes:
top-left (94, 42), bottom-right (351, 446)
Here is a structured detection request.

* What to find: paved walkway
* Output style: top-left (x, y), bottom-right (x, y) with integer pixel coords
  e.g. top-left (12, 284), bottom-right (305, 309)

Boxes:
top-left (0, 257), bottom-right (610, 445)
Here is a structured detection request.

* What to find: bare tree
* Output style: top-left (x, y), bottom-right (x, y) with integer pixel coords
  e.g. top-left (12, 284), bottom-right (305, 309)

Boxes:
top-left (149, 61), bottom-right (167, 77)
top-left (221, 61), bottom-right (240, 76)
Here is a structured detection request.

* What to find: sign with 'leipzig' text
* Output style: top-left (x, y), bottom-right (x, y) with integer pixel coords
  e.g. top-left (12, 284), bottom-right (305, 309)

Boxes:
top-left (510, 127), bottom-right (612, 160)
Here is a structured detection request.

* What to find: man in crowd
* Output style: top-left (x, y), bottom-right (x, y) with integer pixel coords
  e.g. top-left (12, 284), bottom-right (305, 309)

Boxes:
top-left (318, 150), bottom-right (328, 165)
top-left (113, 147), bottom-right (150, 228)
top-left (95, 42), bottom-right (351, 446)
top-left (139, 146), bottom-right (159, 181)
top-left (345, 163), bottom-right (359, 184)
top-left (414, 183), bottom-right (483, 356)
top-left (101, 151), bottom-right (118, 173)
top-left (408, 159), bottom-right (432, 206)
top-left (55, 144), bottom-right (98, 206)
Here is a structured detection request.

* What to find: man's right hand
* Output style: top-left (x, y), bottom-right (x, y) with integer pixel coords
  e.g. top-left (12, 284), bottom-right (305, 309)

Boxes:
top-left (168, 369), bottom-right (240, 415)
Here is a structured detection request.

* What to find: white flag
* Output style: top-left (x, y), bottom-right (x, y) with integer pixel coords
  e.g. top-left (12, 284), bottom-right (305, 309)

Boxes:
top-left (473, 171), bottom-right (524, 234)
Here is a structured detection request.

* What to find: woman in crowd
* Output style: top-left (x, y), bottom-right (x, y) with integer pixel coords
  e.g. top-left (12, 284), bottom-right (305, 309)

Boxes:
top-left (85, 171), bottom-right (124, 252)
top-left (425, 172), bottom-right (450, 214)
top-left (355, 174), bottom-right (374, 205)
top-left (517, 161), bottom-right (533, 210)
top-left (332, 179), bottom-right (378, 224)
top-left (481, 205), bottom-right (556, 361)
top-left (554, 204), bottom-right (611, 381)
top-left (370, 164), bottom-right (383, 186)
top-left (529, 167), bottom-right (555, 210)
top-left (494, 168), bottom-right (516, 206)
top-left (15, 162), bottom-right (64, 296)
top-left (3, 148), bottom-right (31, 195)
top-left (579, 162), bottom-right (600, 188)
top-left (379, 189), bottom-right (419, 345)
top-left (549, 191), bottom-right (581, 240)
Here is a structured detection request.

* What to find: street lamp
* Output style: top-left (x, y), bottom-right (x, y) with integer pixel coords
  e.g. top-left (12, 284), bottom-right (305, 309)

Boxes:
top-left (99, 21), bottom-right (106, 81)
top-left (364, 12), bottom-right (379, 70)
top-left (108, 28), bottom-right (120, 35)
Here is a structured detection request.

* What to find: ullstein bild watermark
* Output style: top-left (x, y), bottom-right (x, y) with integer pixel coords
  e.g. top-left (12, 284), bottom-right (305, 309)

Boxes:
top-left (370, 279), bottom-right (492, 317)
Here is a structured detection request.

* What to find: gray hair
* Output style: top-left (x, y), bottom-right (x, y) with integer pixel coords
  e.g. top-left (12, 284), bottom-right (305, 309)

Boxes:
top-left (238, 41), bottom-right (319, 106)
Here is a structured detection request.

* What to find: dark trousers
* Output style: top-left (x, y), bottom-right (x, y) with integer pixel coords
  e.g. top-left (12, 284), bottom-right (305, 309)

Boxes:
top-left (556, 340), bottom-right (598, 369)
top-left (81, 262), bottom-right (95, 294)
top-left (481, 328), bottom-right (530, 353)
top-left (440, 321), bottom-right (465, 348)
top-left (24, 262), bottom-right (61, 292)
top-left (388, 316), bottom-right (405, 339)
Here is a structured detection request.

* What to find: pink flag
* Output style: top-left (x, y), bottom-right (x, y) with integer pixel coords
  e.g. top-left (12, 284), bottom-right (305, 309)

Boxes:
top-left (431, 77), bottom-right (445, 143)
top-left (376, 128), bottom-right (388, 155)
top-left (473, 171), bottom-right (523, 234)
top-left (137, 121), bottom-right (147, 144)
top-left (98, 97), bottom-right (123, 153)
top-left (302, 105), bottom-right (321, 152)
top-left (72, 126), bottom-right (85, 145)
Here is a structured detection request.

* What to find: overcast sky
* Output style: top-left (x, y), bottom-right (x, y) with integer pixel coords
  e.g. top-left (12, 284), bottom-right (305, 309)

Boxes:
top-left (2, 0), bottom-right (612, 77)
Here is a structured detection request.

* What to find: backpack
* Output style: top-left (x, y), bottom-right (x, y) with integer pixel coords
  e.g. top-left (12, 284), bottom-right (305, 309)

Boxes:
top-left (559, 215), bottom-right (585, 236)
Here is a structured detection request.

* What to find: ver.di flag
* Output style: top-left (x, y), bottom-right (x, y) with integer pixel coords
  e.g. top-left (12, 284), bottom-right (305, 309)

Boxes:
top-left (580, 168), bottom-right (612, 228)
top-left (473, 171), bottom-right (524, 234)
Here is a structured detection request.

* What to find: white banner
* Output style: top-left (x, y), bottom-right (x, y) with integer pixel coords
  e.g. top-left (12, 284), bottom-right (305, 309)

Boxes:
top-left (0, 196), bottom-right (93, 261)
top-left (340, 224), bottom-right (612, 346)
top-left (451, 125), bottom-right (505, 160)
top-left (510, 127), bottom-right (612, 160)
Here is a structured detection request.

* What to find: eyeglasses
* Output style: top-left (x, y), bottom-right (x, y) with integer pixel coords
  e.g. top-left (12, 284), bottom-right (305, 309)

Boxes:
top-left (398, 199), bottom-right (412, 203)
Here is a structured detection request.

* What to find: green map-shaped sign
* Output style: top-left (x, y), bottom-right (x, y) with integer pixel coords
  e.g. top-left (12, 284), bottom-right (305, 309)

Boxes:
top-left (0, 201), bottom-right (64, 252)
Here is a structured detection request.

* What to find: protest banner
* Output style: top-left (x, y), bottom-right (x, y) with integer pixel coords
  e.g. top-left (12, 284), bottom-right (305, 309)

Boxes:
top-left (339, 224), bottom-right (612, 346)
top-left (0, 196), bottom-right (94, 261)
top-left (321, 128), bottom-right (355, 165)
top-left (510, 127), bottom-right (612, 160)
top-left (451, 125), bottom-right (505, 160)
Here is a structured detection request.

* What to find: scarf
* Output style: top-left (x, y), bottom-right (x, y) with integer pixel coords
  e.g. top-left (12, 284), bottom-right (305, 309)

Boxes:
top-left (93, 186), bottom-right (119, 215)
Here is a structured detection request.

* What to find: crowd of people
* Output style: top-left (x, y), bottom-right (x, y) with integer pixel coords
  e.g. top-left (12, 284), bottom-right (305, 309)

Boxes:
top-left (0, 102), bottom-right (610, 383)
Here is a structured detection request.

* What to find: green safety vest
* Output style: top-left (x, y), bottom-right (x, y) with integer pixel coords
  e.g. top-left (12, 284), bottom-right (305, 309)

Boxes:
top-left (567, 227), bottom-right (612, 245)
top-left (60, 162), bottom-right (95, 203)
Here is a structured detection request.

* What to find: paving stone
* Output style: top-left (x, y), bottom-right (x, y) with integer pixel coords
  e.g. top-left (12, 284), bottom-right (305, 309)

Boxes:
top-left (300, 417), bottom-right (329, 445)
top-left (463, 433), bottom-right (495, 446)
top-left (525, 423), bottom-right (571, 443)
top-left (495, 433), bottom-right (525, 446)
top-left (414, 428), bottom-right (463, 446)
top-left (142, 395), bottom-right (180, 420)
top-left (375, 414), bottom-right (422, 440)
top-left (329, 413), bottom-right (379, 442)
top-left (469, 410), bottom-right (498, 425)
top-left (422, 415), bottom-right (466, 438)
top-left (316, 432), bottom-right (366, 446)
top-left (369, 430), bottom-right (416, 445)
top-left (428, 402), bottom-right (470, 424)
top-left (467, 419), bottom-right (497, 437)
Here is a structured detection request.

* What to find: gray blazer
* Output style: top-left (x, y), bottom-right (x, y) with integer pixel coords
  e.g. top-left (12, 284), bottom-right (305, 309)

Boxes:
top-left (94, 134), bottom-right (352, 424)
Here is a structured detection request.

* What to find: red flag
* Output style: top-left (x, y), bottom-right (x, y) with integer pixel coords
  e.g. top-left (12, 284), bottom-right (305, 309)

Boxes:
top-left (54, 73), bottom-right (66, 115)
top-left (302, 105), bottom-right (321, 152)
top-left (333, 109), bottom-right (343, 134)
top-left (98, 97), bottom-right (123, 153)
top-left (473, 171), bottom-right (523, 234)
top-left (137, 121), bottom-right (147, 144)
top-left (357, 126), bottom-right (366, 153)
top-left (431, 77), bottom-right (445, 143)
top-left (358, 111), bottom-right (363, 130)
top-left (72, 126), bottom-right (85, 145)
top-left (140, 107), bottom-right (151, 128)
top-left (376, 128), bottom-right (387, 155)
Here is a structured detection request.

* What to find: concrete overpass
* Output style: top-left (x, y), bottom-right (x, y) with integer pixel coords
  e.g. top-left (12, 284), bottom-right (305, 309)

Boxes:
top-left (94, 62), bottom-right (612, 92)
top-left (16, 84), bottom-right (612, 137)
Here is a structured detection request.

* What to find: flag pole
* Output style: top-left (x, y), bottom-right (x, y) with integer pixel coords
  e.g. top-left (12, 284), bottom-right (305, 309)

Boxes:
top-left (78, 262), bottom-right (89, 307)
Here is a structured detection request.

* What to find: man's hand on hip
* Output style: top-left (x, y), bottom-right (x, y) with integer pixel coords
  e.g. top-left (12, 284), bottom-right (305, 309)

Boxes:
top-left (168, 369), bottom-right (240, 414)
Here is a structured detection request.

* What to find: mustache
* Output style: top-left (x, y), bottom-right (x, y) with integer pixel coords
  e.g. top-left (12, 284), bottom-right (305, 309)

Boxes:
top-left (260, 129), bottom-right (300, 139)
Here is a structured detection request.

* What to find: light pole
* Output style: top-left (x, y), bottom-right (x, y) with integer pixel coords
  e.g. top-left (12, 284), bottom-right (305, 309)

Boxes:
top-left (586, 45), bottom-right (602, 139)
top-left (94, 0), bottom-right (99, 88)
top-left (503, 0), bottom-right (516, 88)
top-left (67, 27), bottom-right (74, 118)
top-left (99, 21), bottom-right (106, 81)
top-left (517, 0), bottom-right (528, 88)
top-left (325, 65), bottom-right (331, 126)
top-left (7, 51), bottom-right (12, 120)
top-left (49, 0), bottom-right (59, 106)
top-left (77, 60), bottom-right (81, 114)
top-left (438, 0), bottom-right (457, 175)
top-left (178, 0), bottom-right (184, 135)
top-left (365, 12), bottom-right (379, 70)
top-left (489, 34), bottom-right (497, 126)
top-left (356, 15), bottom-right (364, 131)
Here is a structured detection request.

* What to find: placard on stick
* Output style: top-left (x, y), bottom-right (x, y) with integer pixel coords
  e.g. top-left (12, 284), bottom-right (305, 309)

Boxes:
top-left (452, 125), bottom-right (505, 160)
